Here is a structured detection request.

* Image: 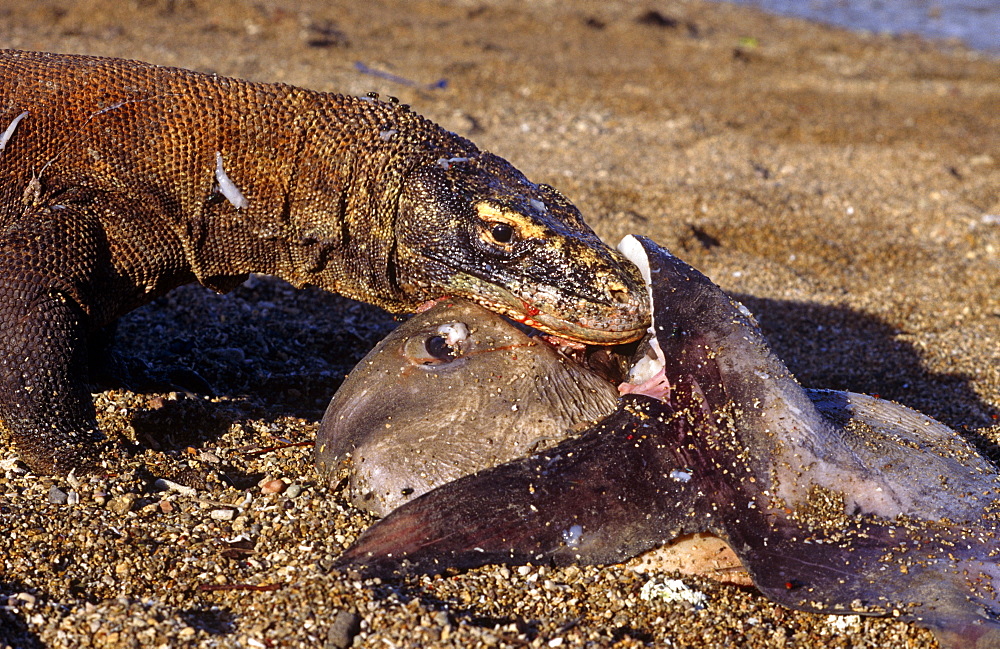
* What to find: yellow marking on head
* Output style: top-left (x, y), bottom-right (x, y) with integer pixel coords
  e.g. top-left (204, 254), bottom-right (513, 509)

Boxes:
top-left (475, 202), bottom-right (549, 239)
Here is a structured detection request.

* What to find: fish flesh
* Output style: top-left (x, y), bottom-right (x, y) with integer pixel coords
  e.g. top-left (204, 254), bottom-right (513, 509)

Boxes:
top-left (337, 235), bottom-right (1000, 647)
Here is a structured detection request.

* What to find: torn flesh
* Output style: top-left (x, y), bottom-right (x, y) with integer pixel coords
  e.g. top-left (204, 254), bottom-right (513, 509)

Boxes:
top-left (617, 234), bottom-right (667, 394)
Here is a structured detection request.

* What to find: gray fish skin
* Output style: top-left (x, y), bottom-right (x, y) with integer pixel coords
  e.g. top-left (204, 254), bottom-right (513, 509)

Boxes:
top-left (338, 236), bottom-right (1000, 647)
top-left (315, 298), bottom-right (619, 516)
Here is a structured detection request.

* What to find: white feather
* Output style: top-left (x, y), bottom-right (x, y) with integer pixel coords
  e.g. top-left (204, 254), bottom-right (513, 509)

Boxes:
top-left (214, 151), bottom-right (248, 210)
top-left (0, 111), bottom-right (28, 154)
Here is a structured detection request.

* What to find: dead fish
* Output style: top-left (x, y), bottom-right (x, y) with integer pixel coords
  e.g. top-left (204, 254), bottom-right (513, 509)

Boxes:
top-left (337, 235), bottom-right (1000, 648)
top-left (315, 298), bottom-right (620, 516)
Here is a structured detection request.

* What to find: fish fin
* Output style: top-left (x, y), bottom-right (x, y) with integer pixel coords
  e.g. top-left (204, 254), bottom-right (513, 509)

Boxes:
top-left (932, 624), bottom-right (1000, 649)
top-left (337, 396), bottom-right (701, 575)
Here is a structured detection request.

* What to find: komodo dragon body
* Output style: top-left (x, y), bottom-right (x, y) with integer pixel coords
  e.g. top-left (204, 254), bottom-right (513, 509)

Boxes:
top-left (0, 49), bottom-right (648, 474)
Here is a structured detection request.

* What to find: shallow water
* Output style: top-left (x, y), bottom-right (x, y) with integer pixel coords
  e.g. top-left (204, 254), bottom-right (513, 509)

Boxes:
top-left (722, 0), bottom-right (1000, 52)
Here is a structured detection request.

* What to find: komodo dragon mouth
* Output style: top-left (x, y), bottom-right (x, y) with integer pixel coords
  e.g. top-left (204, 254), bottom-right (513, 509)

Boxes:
top-left (436, 265), bottom-right (650, 345)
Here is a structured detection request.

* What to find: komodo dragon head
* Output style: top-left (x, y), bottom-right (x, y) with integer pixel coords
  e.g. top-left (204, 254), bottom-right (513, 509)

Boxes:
top-left (393, 152), bottom-right (649, 344)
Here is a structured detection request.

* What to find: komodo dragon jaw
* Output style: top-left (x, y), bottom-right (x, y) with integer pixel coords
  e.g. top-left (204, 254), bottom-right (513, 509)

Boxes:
top-left (394, 153), bottom-right (649, 344)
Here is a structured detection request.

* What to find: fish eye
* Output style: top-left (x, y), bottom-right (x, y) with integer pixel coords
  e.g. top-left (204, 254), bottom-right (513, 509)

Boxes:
top-left (424, 335), bottom-right (458, 362)
top-left (489, 222), bottom-right (515, 244)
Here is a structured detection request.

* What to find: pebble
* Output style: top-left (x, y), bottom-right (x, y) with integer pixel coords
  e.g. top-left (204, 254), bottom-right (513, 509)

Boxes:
top-left (324, 610), bottom-right (361, 649)
top-left (147, 396), bottom-right (167, 410)
top-left (108, 493), bottom-right (138, 515)
top-left (198, 450), bottom-right (222, 463)
top-left (14, 592), bottom-right (36, 607)
top-left (213, 347), bottom-right (246, 364)
top-left (153, 478), bottom-right (197, 496)
top-left (261, 479), bottom-right (287, 494)
top-left (47, 486), bottom-right (68, 505)
top-left (210, 508), bottom-right (236, 521)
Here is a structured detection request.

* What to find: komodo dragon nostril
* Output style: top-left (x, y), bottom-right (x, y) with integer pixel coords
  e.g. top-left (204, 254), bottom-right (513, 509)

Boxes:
top-left (607, 284), bottom-right (630, 304)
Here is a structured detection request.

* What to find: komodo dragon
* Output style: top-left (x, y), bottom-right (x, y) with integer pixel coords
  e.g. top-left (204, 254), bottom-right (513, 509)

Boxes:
top-left (0, 49), bottom-right (649, 475)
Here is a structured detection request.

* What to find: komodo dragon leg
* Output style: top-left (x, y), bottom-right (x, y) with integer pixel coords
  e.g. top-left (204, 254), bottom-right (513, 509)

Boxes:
top-left (0, 207), bottom-right (112, 473)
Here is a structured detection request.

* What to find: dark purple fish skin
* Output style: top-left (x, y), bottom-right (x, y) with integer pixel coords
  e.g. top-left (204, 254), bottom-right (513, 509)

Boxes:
top-left (337, 236), bottom-right (1000, 646)
top-left (335, 393), bottom-right (703, 571)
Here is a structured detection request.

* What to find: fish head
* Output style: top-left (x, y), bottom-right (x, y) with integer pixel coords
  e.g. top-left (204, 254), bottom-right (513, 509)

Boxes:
top-left (316, 298), bottom-right (620, 516)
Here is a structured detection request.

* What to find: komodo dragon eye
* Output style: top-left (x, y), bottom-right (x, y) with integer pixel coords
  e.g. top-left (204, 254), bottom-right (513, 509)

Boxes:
top-left (489, 222), bottom-right (515, 244)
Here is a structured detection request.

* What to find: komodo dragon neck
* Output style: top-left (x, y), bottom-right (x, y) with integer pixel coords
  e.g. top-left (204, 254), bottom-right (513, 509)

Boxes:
top-left (2, 51), bottom-right (484, 315)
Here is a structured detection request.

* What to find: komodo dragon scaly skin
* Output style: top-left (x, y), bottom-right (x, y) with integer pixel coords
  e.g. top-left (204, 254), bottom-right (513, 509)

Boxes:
top-left (0, 50), bottom-right (649, 474)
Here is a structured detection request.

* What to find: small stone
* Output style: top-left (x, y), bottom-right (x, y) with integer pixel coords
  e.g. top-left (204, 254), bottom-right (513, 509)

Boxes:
top-left (284, 484), bottom-right (303, 498)
top-left (159, 500), bottom-right (175, 514)
top-left (153, 478), bottom-right (197, 497)
top-left (14, 592), bottom-right (36, 607)
top-left (47, 486), bottom-right (68, 505)
top-left (108, 493), bottom-right (139, 515)
top-left (261, 479), bottom-right (287, 494)
top-left (324, 610), bottom-right (361, 649)
top-left (232, 514), bottom-right (249, 533)
top-left (198, 450), bottom-right (221, 463)
top-left (211, 508), bottom-right (236, 521)
top-left (214, 347), bottom-right (246, 364)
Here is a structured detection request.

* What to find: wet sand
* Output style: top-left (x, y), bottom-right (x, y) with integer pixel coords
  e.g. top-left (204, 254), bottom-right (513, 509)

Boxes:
top-left (1, 1), bottom-right (998, 647)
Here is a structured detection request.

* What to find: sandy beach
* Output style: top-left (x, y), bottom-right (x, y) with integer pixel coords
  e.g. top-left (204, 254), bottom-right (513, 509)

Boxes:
top-left (1, 0), bottom-right (998, 647)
